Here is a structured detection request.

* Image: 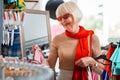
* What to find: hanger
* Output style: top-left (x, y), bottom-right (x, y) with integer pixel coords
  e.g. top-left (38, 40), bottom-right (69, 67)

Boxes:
top-left (94, 54), bottom-right (114, 66)
top-left (110, 41), bottom-right (120, 48)
top-left (110, 42), bottom-right (117, 48)
top-left (116, 41), bottom-right (120, 47)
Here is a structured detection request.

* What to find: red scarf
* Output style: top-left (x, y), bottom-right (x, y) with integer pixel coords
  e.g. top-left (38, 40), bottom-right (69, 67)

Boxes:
top-left (65, 26), bottom-right (94, 80)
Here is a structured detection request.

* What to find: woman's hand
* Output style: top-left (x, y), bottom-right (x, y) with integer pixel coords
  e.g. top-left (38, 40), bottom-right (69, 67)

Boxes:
top-left (75, 57), bottom-right (96, 67)
top-left (31, 44), bottom-right (41, 54)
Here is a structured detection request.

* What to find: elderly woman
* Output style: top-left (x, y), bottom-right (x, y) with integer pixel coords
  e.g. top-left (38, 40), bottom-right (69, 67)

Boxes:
top-left (47, 1), bottom-right (104, 80)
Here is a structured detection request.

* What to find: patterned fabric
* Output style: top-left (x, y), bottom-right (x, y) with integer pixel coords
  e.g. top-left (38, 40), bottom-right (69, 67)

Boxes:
top-left (4, 0), bottom-right (26, 9)
top-left (65, 26), bottom-right (94, 80)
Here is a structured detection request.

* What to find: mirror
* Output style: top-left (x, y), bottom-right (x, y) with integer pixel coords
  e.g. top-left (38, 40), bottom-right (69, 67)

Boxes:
top-left (21, 9), bottom-right (51, 58)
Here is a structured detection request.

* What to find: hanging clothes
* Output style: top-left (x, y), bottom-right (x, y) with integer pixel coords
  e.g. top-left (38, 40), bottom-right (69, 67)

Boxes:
top-left (110, 44), bottom-right (120, 75)
top-left (2, 9), bottom-right (25, 58)
top-left (16, 0), bottom-right (26, 9)
top-left (104, 43), bottom-right (116, 76)
top-left (4, 0), bottom-right (26, 9)
top-left (104, 42), bottom-right (120, 80)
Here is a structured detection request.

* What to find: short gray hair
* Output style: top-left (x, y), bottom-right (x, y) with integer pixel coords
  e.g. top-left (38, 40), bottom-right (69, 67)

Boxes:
top-left (56, 1), bottom-right (83, 23)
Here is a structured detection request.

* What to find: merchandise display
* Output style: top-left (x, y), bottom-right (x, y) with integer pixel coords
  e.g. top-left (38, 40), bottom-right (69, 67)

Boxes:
top-left (0, 57), bottom-right (54, 80)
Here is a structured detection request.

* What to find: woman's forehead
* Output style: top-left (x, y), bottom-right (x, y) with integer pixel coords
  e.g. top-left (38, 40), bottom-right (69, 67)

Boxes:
top-left (57, 10), bottom-right (70, 17)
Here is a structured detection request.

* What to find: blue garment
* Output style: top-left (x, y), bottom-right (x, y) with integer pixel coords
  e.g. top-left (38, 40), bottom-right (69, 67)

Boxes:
top-left (10, 29), bottom-right (21, 58)
top-left (2, 28), bottom-right (21, 58)
top-left (102, 70), bottom-right (109, 80)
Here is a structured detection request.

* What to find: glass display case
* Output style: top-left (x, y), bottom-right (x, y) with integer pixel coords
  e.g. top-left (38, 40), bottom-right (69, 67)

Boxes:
top-left (0, 57), bottom-right (54, 80)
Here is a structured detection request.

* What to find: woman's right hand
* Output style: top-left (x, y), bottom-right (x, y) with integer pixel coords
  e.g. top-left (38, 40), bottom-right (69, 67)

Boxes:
top-left (75, 57), bottom-right (97, 67)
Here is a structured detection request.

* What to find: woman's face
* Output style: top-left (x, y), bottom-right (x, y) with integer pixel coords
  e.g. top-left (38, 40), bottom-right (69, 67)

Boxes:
top-left (56, 13), bottom-right (79, 33)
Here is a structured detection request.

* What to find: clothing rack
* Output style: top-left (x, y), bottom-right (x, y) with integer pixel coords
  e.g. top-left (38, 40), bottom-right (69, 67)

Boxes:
top-left (2, 9), bottom-right (25, 58)
top-left (3, 9), bottom-right (25, 45)
top-left (110, 41), bottom-right (120, 48)
top-left (102, 42), bottom-right (120, 80)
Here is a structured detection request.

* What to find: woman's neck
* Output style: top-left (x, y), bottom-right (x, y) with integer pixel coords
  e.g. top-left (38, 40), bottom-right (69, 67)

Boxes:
top-left (72, 24), bottom-right (80, 34)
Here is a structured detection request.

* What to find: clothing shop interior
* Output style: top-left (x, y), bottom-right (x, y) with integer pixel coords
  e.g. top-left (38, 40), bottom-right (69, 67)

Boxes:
top-left (0, 0), bottom-right (120, 80)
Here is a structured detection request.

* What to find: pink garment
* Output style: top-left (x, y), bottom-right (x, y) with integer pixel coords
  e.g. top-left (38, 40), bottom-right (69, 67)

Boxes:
top-left (92, 72), bottom-right (98, 80)
top-left (34, 48), bottom-right (43, 64)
